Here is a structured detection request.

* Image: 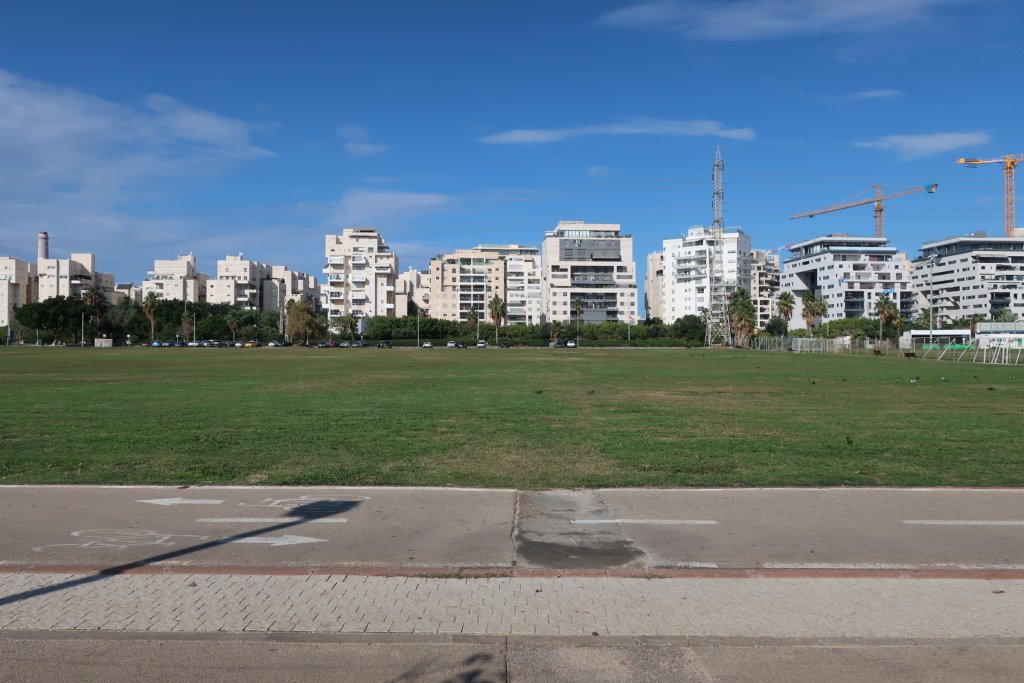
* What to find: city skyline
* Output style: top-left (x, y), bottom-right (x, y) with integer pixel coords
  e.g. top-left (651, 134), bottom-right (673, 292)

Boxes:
top-left (1, 1), bottom-right (1020, 287)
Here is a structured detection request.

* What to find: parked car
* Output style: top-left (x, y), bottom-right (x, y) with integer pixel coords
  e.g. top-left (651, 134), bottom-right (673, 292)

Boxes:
top-left (337, 341), bottom-right (349, 348)
top-left (566, 340), bottom-right (577, 348)
top-left (455, 341), bottom-right (467, 348)
top-left (499, 341), bottom-right (510, 348)
top-left (446, 341), bottom-right (457, 348)
top-left (376, 340), bottom-right (392, 348)
top-left (422, 342), bottom-right (433, 349)
top-left (554, 341), bottom-right (566, 348)
top-left (476, 340), bottom-right (487, 348)
top-left (351, 341), bottom-right (364, 348)
top-left (150, 341), bottom-right (162, 347)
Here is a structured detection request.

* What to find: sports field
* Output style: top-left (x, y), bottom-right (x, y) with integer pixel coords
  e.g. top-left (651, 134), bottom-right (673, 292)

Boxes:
top-left (0, 346), bottom-right (1020, 487)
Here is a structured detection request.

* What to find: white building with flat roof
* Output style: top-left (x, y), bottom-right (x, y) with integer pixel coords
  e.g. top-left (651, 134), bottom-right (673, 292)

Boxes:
top-left (206, 254), bottom-right (268, 311)
top-left (323, 228), bottom-right (399, 322)
top-left (912, 231), bottom-right (1024, 323)
top-left (644, 251), bottom-right (664, 321)
top-left (750, 249), bottom-right (780, 330)
top-left (398, 269), bottom-right (430, 316)
top-left (659, 226), bottom-right (751, 324)
top-left (429, 245), bottom-right (542, 325)
top-left (141, 253), bottom-right (209, 303)
top-left (781, 234), bottom-right (914, 330)
top-left (541, 221), bottom-right (637, 323)
top-left (0, 256), bottom-right (37, 327)
top-left (36, 251), bottom-right (115, 302)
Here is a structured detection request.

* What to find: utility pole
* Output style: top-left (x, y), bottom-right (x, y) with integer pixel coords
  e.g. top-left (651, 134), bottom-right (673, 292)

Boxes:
top-left (705, 147), bottom-right (731, 347)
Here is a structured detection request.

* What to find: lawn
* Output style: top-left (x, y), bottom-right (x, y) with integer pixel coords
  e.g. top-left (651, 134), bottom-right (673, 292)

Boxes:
top-left (0, 346), bottom-right (1021, 487)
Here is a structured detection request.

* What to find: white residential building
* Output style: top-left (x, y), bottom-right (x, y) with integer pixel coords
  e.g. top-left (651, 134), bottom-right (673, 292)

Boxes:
top-left (644, 251), bottom-right (664, 321)
top-left (427, 246), bottom-right (512, 324)
top-left (264, 265), bottom-right (320, 312)
top-left (0, 256), bottom-right (37, 327)
top-left (750, 249), bottom-right (781, 330)
top-left (37, 252), bottom-right (115, 302)
top-left (541, 221), bottom-right (637, 323)
top-left (398, 269), bottom-right (430, 316)
top-left (206, 254), bottom-right (268, 310)
top-left (141, 254), bottom-right (209, 303)
top-left (323, 228), bottom-right (399, 322)
top-left (781, 234), bottom-right (914, 330)
top-left (660, 226), bottom-right (752, 324)
top-left (912, 231), bottom-right (1024, 323)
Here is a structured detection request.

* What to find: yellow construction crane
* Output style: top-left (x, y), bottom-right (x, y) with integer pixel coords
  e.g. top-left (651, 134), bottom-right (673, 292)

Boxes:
top-left (790, 183), bottom-right (938, 238)
top-left (956, 154), bottom-right (1024, 237)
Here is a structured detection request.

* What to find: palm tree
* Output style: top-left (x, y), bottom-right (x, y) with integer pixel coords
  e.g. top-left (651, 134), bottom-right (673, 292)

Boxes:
top-left (488, 295), bottom-right (506, 345)
top-left (572, 298), bottom-right (583, 345)
top-left (727, 288), bottom-right (756, 348)
top-left (550, 320), bottom-right (565, 345)
top-left (80, 287), bottom-right (106, 340)
top-left (875, 295), bottom-right (900, 344)
top-left (800, 290), bottom-right (818, 333)
top-left (142, 292), bottom-right (160, 342)
top-left (225, 311), bottom-right (240, 343)
top-left (776, 291), bottom-right (795, 324)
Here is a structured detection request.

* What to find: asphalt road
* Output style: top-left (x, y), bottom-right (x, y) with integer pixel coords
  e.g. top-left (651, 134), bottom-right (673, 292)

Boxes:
top-left (1, 486), bottom-right (1022, 572)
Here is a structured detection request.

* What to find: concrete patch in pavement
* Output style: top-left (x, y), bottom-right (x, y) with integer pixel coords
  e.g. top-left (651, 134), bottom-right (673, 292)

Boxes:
top-left (514, 491), bottom-right (646, 569)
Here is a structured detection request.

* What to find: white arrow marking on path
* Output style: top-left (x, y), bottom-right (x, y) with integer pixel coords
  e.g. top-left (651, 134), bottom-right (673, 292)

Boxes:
top-left (572, 519), bottom-right (718, 525)
top-left (197, 517), bottom-right (347, 524)
top-left (223, 534), bottom-right (327, 547)
top-left (138, 498), bottom-right (225, 506)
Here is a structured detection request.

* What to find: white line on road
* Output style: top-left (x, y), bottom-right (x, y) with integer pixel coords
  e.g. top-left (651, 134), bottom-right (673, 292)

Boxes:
top-left (197, 517), bottom-right (347, 524)
top-left (763, 562), bottom-right (1024, 571)
top-left (572, 519), bottom-right (718, 525)
top-left (138, 498), bottom-right (225, 506)
top-left (222, 535), bottom-right (327, 547)
top-left (903, 520), bottom-right (1024, 526)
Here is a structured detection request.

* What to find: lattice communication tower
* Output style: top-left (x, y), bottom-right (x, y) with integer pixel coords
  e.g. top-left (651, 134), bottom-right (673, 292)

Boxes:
top-left (704, 147), bottom-right (731, 346)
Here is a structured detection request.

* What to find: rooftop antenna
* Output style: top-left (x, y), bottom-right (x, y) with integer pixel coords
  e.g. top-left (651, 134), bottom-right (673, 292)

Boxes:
top-left (704, 147), bottom-right (731, 346)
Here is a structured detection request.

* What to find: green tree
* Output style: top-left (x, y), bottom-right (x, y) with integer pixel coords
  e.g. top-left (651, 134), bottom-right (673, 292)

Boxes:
top-left (286, 301), bottom-right (318, 344)
top-left (488, 295), bottom-right (507, 344)
top-left (776, 291), bottom-right (795, 324)
top-left (81, 287), bottom-right (107, 339)
top-left (225, 310), bottom-right (240, 343)
top-left (141, 292), bottom-right (160, 342)
top-left (800, 291), bottom-right (826, 335)
top-left (994, 308), bottom-right (1019, 323)
top-left (572, 298), bottom-right (583, 344)
top-left (765, 316), bottom-right (788, 337)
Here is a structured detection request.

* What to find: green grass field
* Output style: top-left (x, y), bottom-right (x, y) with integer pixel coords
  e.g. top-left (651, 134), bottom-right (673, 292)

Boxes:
top-left (1, 346), bottom-right (1021, 487)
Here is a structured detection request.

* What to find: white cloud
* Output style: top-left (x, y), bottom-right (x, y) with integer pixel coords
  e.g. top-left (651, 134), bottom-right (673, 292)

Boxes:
top-left (847, 89), bottom-right (903, 101)
top-left (596, 0), bottom-right (962, 41)
top-left (481, 118), bottom-right (754, 145)
top-left (329, 189), bottom-right (455, 226)
top-left (586, 165), bottom-right (611, 176)
top-left (855, 131), bottom-right (990, 159)
top-left (336, 124), bottom-right (389, 157)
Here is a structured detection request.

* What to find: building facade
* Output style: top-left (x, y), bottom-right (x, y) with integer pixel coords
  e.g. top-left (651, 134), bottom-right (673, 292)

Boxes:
top-left (750, 249), bottom-right (781, 330)
top-left (659, 227), bottom-right (752, 324)
top-left (36, 252), bottom-right (115, 302)
top-left (781, 234), bottom-right (914, 330)
top-left (0, 257), bottom-right (37, 327)
top-left (427, 247), bottom-right (510, 324)
top-left (141, 254), bottom-right (209, 304)
top-left (541, 221), bottom-right (637, 323)
top-left (398, 269), bottom-right (430, 317)
top-left (644, 251), bottom-right (664, 321)
top-left (912, 232), bottom-right (1024, 323)
top-left (206, 254), bottom-right (269, 310)
top-left (323, 228), bottom-right (399, 323)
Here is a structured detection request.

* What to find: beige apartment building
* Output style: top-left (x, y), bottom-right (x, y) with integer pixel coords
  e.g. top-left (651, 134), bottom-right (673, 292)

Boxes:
top-left (750, 249), bottom-right (781, 330)
top-left (398, 268), bottom-right (430, 316)
top-left (0, 256), bottom-right (37, 327)
top-left (323, 228), bottom-right (399, 324)
top-left (37, 252), bottom-right (115, 302)
top-left (428, 245), bottom-right (542, 325)
top-left (541, 221), bottom-right (637, 323)
top-left (644, 251), bottom-right (664, 321)
top-left (141, 253), bottom-right (209, 303)
top-left (206, 254), bottom-right (268, 310)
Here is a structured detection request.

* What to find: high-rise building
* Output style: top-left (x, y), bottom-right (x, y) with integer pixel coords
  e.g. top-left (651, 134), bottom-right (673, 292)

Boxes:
top-left (323, 228), bottom-right (399, 323)
top-left (780, 234), bottom-right (914, 330)
top-left (912, 231), bottom-right (1024, 323)
top-left (750, 249), bottom-right (781, 330)
top-left (264, 265), bottom-right (320, 313)
top-left (206, 254), bottom-right (268, 310)
top-left (644, 252), bottom-right (664, 322)
top-left (659, 226), bottom-right (752, 324)
top-left (141, 254), bottom-right (209, 303)
top-left (398, 268), bottom-right (430, 317)
top-left (541, 221), bottom-right (637, 323)
top-left (0, 257), bottom-right (37, 327)
top-left (428, 245), bottom-right (542, 325)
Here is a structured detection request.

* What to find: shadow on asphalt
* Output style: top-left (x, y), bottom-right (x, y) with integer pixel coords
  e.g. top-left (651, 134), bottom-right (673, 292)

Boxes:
top-left (0, 499), bottom-right (360, 607)
top-left (389, 652), bottom-right (498, 683)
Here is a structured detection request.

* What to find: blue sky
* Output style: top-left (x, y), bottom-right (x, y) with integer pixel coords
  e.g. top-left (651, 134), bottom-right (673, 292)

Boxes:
top-left (0, 0), bottom-right (1020, 292)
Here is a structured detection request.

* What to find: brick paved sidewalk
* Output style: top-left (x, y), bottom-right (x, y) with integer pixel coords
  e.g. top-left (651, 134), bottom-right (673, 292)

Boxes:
top-left (2, 572), bottom-right (1022, 638)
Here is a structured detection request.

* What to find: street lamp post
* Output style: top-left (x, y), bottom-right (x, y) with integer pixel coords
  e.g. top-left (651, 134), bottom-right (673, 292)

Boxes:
top-left (927, 255), bottom-right (936, 348)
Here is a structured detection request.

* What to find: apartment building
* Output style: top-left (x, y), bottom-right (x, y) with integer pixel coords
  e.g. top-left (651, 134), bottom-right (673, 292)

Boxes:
top-left (264, 265), bottom-right (320, 312)
top-left (206, 254), bottom-right (268, 310)
top-left (541, 221), bottom-right (637, 323)
top-left (0, 256), bottom-right (36, 327)
top-left (750, 249), bottom-right (781, 330)
top-left (781, 234), bottom-right (914, 330)
top-left (323, 228), bottom-right (399, 322)
top-left (645, 252), bottom-right (664, 321)
top-left (141, 253), bottom-right (209, 303)
top-left (425, 245), bottom-right (528, 323)
top-left (912, 231), bottom-right (1024, 323)
top-left (37, 252), bottom-right (115, 302)
top-left (398, 268), bottom-right (430, 316)
top-left (658, 226), bottom-right (752, 324)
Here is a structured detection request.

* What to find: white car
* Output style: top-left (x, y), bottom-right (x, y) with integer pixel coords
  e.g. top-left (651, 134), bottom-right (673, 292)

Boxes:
top-left (422, 342), bottom-right (433, 349)
top-left (476, 340), bottom-right (487, 348)
top-left (446, 341), bottom-right (457, 348)
top-left (566, 340), bottom-right (577, 348)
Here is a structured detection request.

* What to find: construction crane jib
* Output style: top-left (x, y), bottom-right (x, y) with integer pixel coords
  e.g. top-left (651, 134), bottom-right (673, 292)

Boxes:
top-left (790, 183), bottom-right (937, 238)
top-left (956, 154), bottom-right (1024, 237)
